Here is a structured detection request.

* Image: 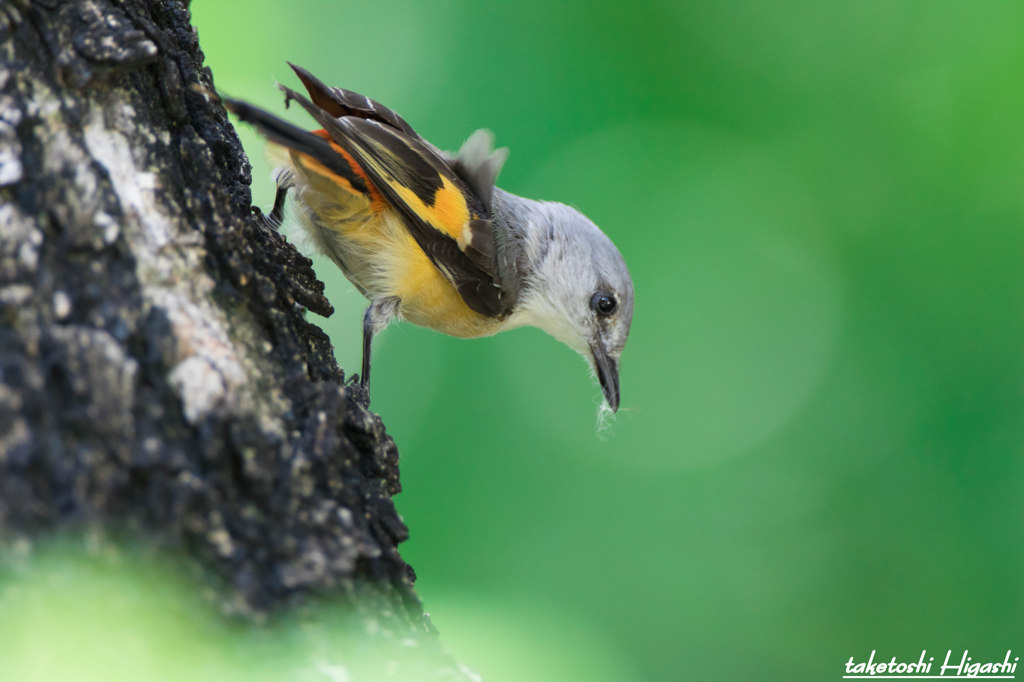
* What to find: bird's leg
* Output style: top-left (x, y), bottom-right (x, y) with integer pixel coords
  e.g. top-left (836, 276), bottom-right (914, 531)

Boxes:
top-left (254, 170), bottom-right (293, 229)
top-left (355, 296), bottom-right (401, 406)
top-left (266, 183), bottom-right (289, 228)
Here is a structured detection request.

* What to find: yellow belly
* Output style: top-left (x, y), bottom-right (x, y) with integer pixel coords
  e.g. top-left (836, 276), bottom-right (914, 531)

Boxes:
top-left (366, 211), bottom-right (496, 338)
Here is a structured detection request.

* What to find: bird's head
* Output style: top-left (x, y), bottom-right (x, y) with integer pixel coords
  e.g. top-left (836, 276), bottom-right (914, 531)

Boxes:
top-left (509, 200), bottom-right (634, 412)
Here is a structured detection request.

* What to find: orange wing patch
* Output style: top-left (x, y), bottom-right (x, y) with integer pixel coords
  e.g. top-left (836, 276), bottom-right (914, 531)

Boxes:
top-left (296, 130), bottom-right (386, 210)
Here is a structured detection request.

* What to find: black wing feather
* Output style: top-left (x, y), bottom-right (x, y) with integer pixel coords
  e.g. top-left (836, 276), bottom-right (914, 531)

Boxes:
top-left (288, 63), bottom-right (419, 139)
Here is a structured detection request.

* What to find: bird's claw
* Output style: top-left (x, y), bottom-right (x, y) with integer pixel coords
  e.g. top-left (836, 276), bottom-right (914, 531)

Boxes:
top-left (251, 205), bottom-right (283, 230)
top-left (345, 374), bottom-right (371, 408)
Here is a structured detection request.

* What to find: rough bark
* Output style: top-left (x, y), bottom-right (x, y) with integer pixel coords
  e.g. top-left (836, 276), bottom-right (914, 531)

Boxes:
top-left (0, 1), bottom-right (457, 672)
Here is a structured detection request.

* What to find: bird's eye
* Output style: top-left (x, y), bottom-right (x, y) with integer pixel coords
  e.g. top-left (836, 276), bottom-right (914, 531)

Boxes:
top-left (590, 292), bottom-right (618, 316)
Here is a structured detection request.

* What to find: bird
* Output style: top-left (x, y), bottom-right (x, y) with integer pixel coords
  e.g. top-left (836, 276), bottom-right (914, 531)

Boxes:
top-left (223, 64), bottom-right (633, 411)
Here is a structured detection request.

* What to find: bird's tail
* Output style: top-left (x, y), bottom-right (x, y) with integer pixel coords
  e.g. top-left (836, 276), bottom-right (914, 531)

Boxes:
top-left (222, 95), bottom-right (370, 198)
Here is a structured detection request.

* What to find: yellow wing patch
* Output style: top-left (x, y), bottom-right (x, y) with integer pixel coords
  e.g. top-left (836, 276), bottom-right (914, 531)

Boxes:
top-left (389, 174), bottom-right (472, 246)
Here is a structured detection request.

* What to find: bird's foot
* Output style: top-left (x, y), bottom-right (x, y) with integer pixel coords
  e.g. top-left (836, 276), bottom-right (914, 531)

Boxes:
top-left (345, 374), bottom-right (371, 409)
top-left (251, 206), bottom-right (282, 230)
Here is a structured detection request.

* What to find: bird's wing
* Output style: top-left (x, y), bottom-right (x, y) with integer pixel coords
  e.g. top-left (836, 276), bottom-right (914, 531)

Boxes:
top-left (287, 63), bottom-right (510, 216)
top-left (276, 73), bottom-right (513, 318)
top-left (286, 63), bottom-right (421, 139)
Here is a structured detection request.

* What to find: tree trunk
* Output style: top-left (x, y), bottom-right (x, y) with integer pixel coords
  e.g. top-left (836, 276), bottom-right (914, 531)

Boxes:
top-left (0, 0), bottom-right (466, 676)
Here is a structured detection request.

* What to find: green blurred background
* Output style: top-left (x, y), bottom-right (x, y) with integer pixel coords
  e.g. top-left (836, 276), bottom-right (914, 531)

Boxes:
top-left (129, 1), bottom-right (1024, 679)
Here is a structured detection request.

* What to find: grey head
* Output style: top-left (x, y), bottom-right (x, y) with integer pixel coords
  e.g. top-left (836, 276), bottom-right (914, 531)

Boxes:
top-left (493, 189), bottom-right (634, 412)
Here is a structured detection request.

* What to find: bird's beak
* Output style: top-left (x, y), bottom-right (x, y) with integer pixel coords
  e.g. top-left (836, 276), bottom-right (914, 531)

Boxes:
top-left (590, 341), bottom-right (620, 412)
